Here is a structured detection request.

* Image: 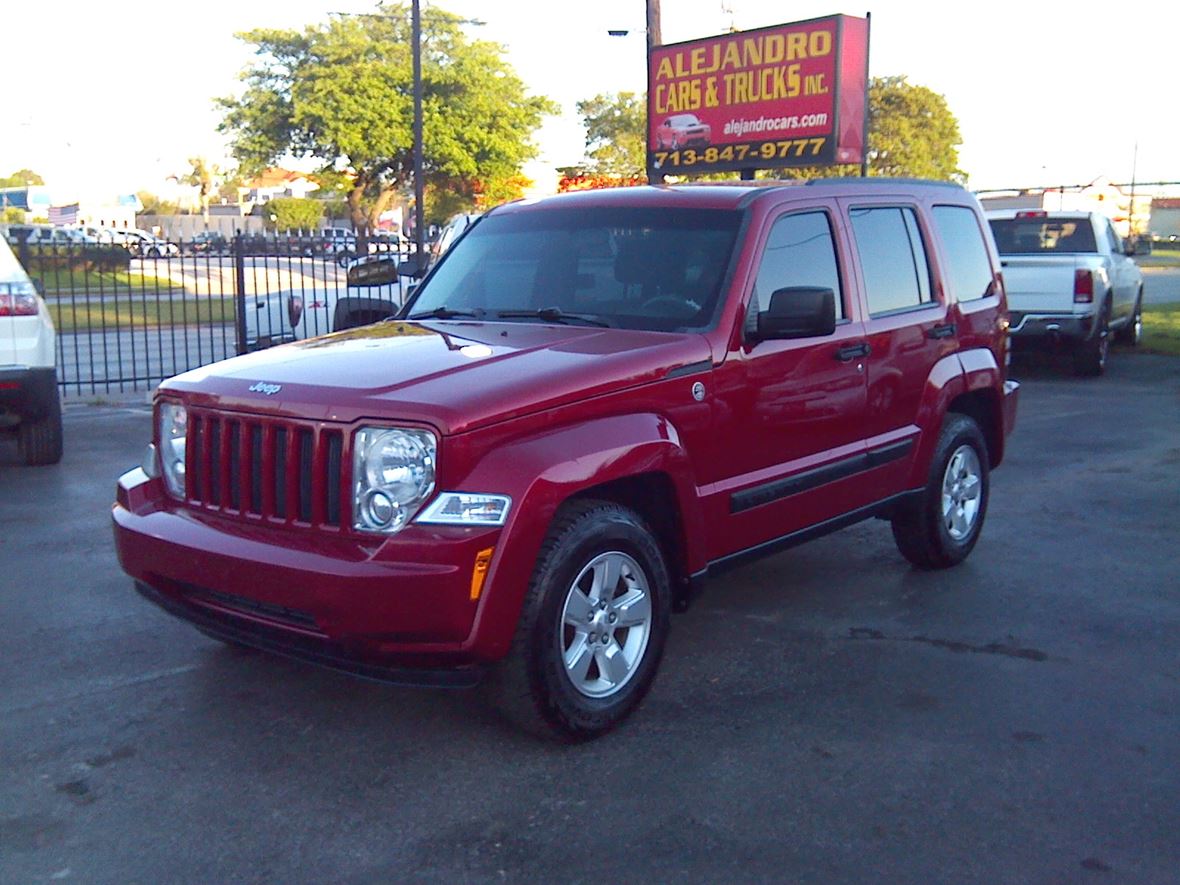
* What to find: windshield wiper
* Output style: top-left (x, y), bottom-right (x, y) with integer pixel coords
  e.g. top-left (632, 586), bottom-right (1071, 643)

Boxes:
top-left (407, 306), bottom-right (481, 320)
top-left (495, 307), bottom-right (611, 328)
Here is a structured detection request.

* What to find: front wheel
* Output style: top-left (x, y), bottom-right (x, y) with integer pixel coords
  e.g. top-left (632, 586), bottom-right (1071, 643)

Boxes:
top-left (484, 500), bottom-right (671, 740)
top-left (891, 413), bottom-right (989, 570)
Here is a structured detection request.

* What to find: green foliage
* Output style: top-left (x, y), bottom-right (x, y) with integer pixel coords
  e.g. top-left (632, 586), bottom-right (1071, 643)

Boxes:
top-left (182, 157), bottom-right (221, 216)
top-left (137, 191), bottom-right (182, 216)
top-left (578, 76), bottom-right (965, 183)
top-left (2, 206), bottom-right (24, 224)
top-left (219, 4), bottom-right (556, 233)
top-left (776, 76), bottom-right (964, 182)
top-left (577, 92), bottom-right (648, 178)
top-left (266, 197), bottom-right (324, 231)
top-left (0, 168), bottom-right (44, 188)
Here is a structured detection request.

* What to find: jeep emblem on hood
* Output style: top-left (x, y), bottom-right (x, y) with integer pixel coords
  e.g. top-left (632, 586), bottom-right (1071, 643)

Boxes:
top-left (248, 381), bottom-right (282, 396)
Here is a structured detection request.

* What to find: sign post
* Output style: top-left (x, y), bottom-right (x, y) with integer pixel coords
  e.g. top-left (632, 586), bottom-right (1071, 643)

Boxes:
top-left (646, 14), bottom-right (870, 180)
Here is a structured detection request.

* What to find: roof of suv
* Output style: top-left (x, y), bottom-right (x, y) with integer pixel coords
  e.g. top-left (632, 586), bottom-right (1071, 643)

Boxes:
top-left (496, 179), bottom-right (973, 215)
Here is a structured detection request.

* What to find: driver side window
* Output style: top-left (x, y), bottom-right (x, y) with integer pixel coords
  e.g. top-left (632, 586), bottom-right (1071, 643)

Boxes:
top-left (752, 211), bottom-right (845, 318)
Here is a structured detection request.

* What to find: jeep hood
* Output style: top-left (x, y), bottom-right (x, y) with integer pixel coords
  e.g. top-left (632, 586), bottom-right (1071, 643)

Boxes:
top-left (161, 321), bottom-right (713, 435)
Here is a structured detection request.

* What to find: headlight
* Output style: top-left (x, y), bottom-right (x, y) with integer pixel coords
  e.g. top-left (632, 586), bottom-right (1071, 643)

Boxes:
top-left (158, 401), bottom-right (187, 498)
top-left (417, 493), bottom-right (511, 526)
top-left (352, 426), bottom-right (436, 533)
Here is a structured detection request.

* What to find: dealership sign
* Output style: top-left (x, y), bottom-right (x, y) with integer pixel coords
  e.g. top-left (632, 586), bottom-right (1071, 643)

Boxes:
top-left (647, 14), bottom-right (869, 177)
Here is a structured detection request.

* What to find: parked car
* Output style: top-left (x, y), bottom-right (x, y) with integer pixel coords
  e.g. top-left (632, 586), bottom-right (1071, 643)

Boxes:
top-left (242, 254), bottom-right (407, 350)
top-left (122, 229), bottom-right (180, 258)
top-left (655, 113), bottom-right (712, 150)
top-left (114, 180), bottom-right (1018, 739)
top-left (987, 209), bottom-right (1144, 375)
top-left (2, 223), bottom-right (97, 247)
top-left (0, 237), bottom-right (62, 465)
top-left (430, 212), bottom-right (480, 261)
top-left (188, 231), bottom-right (229, 254)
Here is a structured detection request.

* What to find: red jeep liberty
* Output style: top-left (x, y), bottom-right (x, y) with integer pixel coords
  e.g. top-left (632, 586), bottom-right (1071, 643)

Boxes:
top-left (114, 180), bottom-right (1018, 739)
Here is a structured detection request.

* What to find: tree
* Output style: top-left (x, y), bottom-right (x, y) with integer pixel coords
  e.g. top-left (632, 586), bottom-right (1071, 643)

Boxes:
top-left (218, 3), bottom-right (556, 241)
top-left (137, 192), bottom-right (181, 216)
top-left (0, 169), bottom-right (44, 188)
top-left (266, 197), bottom-right (324, 231)
top-left (783, 76), bottom-right (964, 182)
top-left (576, 92), bottom-right (647, 179)
top-left (575, 76), bottom-right (964, 184)
top-left (182, 157), bottom-right (221, 221)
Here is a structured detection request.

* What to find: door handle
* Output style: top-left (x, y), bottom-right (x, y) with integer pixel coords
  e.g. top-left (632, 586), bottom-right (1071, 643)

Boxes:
top-left (927, 322), bottom-right (956, 340)
top-left (834, 342), bottom-right (870, 362)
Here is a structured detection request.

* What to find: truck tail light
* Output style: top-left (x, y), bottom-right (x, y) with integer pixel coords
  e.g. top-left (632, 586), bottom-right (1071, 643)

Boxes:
top-left (1073, 269), bottom-right (1094, 303)
top-left (0, 292), bottom-right (39, 316)
top-left (1015, 210), bottom-right (1048, 219)
top-left (287, 294), bottom-right (304, 327)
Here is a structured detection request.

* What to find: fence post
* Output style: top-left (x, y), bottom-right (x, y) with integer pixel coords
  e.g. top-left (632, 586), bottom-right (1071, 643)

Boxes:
top-left (233, 232), bottom-right (248, 355)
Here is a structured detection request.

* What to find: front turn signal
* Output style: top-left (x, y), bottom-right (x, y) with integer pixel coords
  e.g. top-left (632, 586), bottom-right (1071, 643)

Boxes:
top-left (470, 547), bottom-right (494, 601)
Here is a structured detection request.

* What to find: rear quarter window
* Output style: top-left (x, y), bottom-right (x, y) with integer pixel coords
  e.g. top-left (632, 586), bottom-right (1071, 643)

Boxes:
top-left (932, 206), bottom-right (995, 301)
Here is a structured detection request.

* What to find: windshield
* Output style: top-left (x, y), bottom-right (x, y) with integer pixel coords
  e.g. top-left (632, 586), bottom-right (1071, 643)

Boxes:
top-left (989, 217), bottom-right (1097, 254)
top-left (406, 207), bottom-right (742, 332)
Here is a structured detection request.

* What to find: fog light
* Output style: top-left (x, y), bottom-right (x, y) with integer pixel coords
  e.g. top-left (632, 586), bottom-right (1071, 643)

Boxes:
top-left (366, 490), bottom-right (396, 527)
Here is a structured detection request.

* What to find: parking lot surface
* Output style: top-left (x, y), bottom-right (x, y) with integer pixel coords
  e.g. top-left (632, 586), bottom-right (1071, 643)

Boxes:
top-left (2, 353), bottom-right (1178, 884)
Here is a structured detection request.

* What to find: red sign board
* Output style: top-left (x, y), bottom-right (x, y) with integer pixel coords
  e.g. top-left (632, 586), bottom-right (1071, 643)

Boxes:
top-left (647, 15), bottom-right (869, 177)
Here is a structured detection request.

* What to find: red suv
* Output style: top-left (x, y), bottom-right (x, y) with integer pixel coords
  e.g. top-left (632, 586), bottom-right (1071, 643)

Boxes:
top-left (114, 181), bottom-right (1018, 739)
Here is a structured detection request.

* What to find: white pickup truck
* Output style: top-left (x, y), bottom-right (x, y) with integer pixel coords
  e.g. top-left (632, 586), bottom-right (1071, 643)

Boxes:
top-left (986, 210), bottom-right (1144, 376)
top-left (243, 255), bottom-right (411, 351)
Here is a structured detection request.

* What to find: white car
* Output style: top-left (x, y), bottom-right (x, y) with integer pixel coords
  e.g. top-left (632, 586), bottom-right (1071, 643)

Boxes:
top-left (243, 255), bottom-right (408, 351)
top-left (987, 209), bottom-right (1144, 376)
top-left (0, 237), bottom-right (62, 464)
top-left (122, 229), bottom-right (180, 258)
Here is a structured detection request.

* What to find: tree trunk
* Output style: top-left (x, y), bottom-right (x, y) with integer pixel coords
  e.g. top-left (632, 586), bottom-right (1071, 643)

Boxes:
top-left (366, 187), bottom-right (397, 240)
top-left (347, 184), bottom-right (369, 253)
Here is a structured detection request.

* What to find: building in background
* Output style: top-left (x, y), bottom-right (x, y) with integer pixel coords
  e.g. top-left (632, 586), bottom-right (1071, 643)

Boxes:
top-left (1148, 198), bottom-right (1180, 241)
top-left (239, 169), bottom-right (320, 205)
top-left (978, 178), bottom-right (1151, 239)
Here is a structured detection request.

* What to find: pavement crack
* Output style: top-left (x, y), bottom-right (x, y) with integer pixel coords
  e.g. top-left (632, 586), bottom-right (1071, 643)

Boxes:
top-left (847, 628), bottom-right (1049, 662)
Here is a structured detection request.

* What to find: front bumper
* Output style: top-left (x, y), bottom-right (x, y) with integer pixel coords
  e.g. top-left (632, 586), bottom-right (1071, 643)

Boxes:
top-left (0, 367), bottom-right (57, 419)
top-left (113, 467), bottom-right (505, 683)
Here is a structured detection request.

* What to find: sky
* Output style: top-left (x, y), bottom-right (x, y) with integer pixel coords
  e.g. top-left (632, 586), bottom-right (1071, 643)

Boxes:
top-left (3, 0), bottom-right (1177, 201)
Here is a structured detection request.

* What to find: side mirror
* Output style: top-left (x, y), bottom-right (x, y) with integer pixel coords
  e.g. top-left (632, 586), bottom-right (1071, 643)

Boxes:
top-left (346, 257), bottom-right (399, 287)
top-left (397, 257), bottom-right (426, 279)
top-left (755, 287), bottom-right (836, 340)
top-left (1124, 240), bottom-right (1137, 257)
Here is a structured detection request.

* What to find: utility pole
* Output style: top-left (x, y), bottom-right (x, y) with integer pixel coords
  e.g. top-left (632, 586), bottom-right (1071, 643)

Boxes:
top-left (646, 0), bottom-right (661, 53)
top-left (1128, 141), bottom-right (1139, 244)
top-left (412, 0), bottom-right (425, 267)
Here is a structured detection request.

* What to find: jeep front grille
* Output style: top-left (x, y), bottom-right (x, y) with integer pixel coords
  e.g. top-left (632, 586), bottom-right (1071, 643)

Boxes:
top-left (185, 409), bottom-right (345, 527)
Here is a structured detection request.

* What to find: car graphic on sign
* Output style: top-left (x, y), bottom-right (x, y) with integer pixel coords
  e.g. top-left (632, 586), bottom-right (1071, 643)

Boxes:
top-left (656, 114), bottom-right (712, 151)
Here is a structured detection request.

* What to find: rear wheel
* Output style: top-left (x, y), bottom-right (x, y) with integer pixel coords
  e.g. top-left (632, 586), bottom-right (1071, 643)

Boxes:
top-left (484, 500), bottom-right (671, 740)
top-left (1073, 301), bottom-right (1111, 376)
top-left (891, 413), bottom-right (989, 569)
top-left (18, 382), bottom-right (63, 466)
top-left (1115, 289), bottom-right (1143, 346)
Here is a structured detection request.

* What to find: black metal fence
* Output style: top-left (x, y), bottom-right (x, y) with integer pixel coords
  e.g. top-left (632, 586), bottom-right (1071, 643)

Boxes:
top-left (9, 233), bottom-right (412, 396)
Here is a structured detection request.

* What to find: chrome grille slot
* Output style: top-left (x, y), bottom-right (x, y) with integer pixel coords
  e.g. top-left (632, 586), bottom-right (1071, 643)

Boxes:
top-left (185, 409), bottom-right (344, 528)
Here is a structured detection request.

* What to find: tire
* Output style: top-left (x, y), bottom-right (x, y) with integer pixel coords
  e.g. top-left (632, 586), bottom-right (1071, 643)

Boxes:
top-left (1073, 300), bottom-right (1111, 376)
top-left (483, 499), bottom-right (672, 740)
top-left (891, 413), bottom-right (989, 570)
top-left (1115, 289), bottom-right (1143, 346)
top-left (18, 384), bottom-right (63, 466)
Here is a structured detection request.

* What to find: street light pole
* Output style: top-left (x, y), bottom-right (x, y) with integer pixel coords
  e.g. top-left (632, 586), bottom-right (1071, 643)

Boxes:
top-left (412, 0), bottom-right (425, 266)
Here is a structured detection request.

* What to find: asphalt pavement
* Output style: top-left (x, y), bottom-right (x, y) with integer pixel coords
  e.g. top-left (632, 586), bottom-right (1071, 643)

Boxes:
top-left (1, 351), bottom-right (1178, 884)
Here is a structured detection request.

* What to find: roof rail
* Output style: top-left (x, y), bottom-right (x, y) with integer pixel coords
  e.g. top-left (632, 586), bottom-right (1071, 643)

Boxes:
top-left (804, 176), bottom-right (967, 190)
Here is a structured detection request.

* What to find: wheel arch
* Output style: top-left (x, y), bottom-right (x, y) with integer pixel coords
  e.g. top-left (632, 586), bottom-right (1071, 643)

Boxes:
top-left (457, 413), bottom-right (704, 661)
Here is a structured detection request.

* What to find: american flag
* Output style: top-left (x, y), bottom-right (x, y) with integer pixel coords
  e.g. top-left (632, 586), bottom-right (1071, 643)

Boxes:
top-left (48, 203), bottom-right (79, 225)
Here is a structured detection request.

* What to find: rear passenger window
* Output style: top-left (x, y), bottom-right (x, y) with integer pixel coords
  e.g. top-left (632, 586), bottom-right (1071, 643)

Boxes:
top-left (932, 206), bottom-right (995, 301)
top-left (849, 207), bottom-right (932, 315)
top-left (753, 211), bottom-right (844, 319)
